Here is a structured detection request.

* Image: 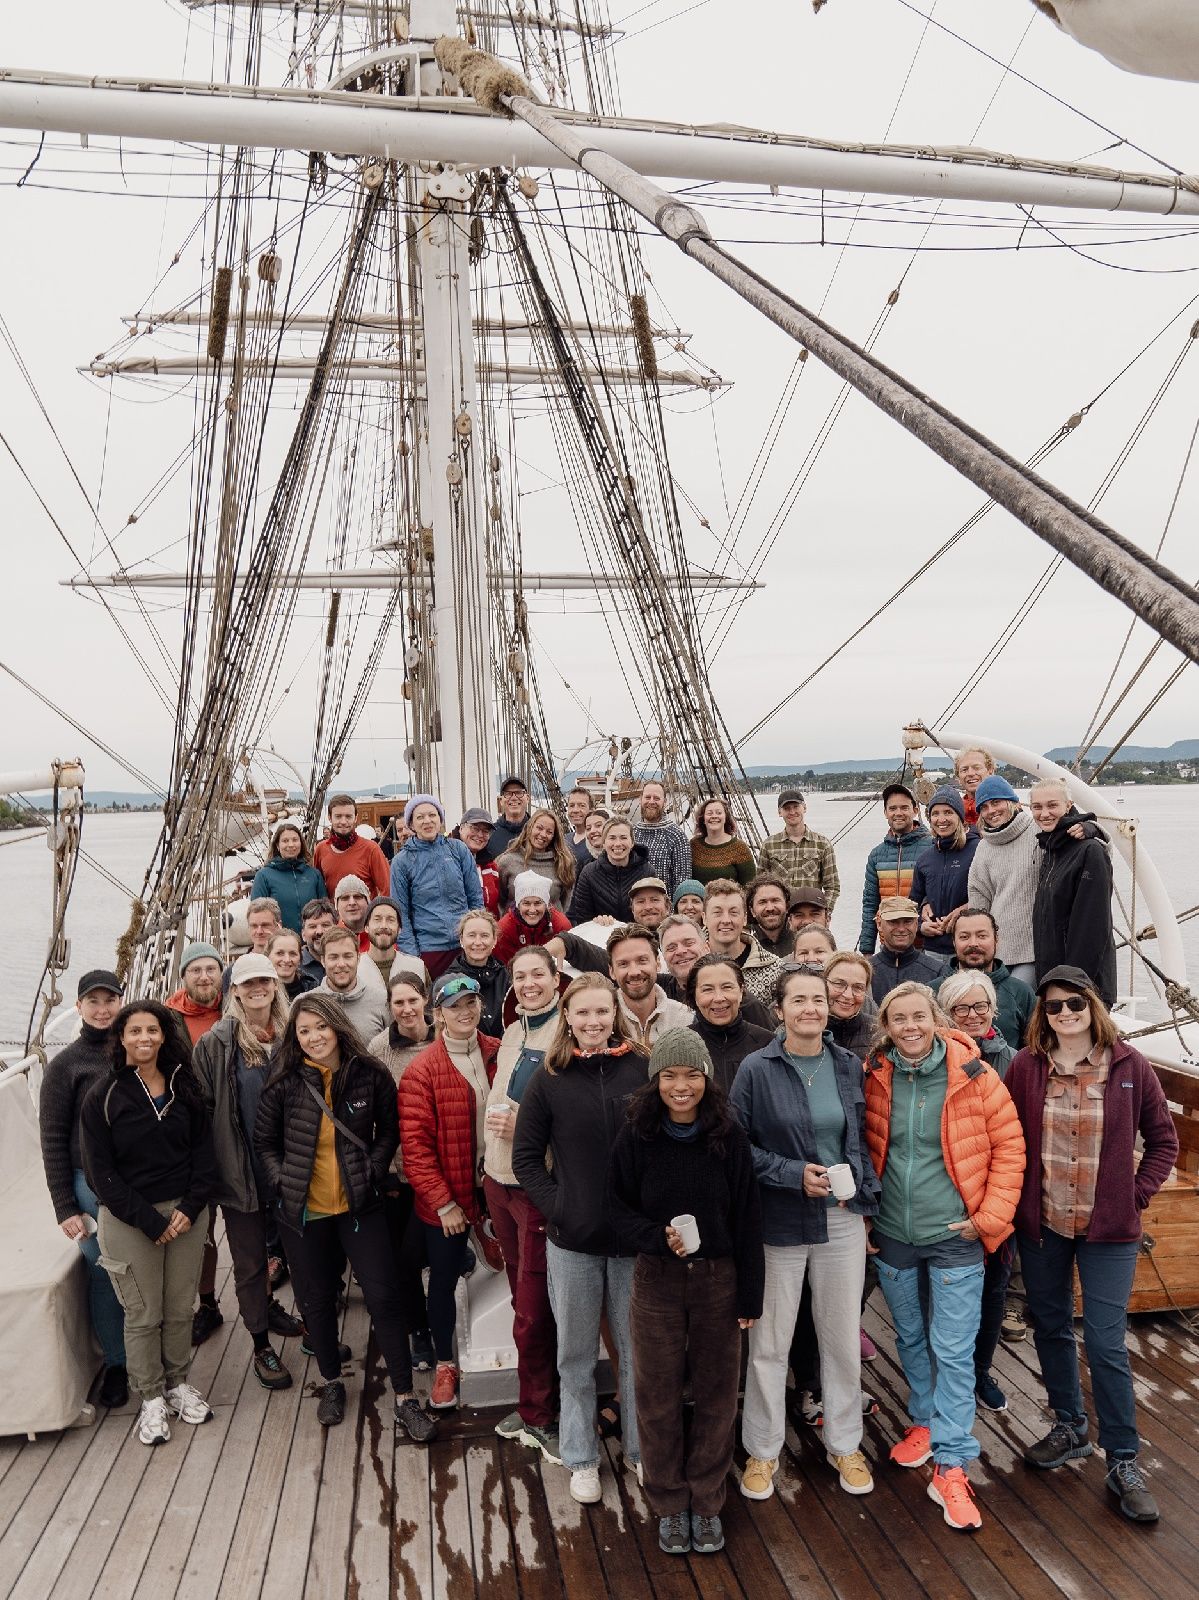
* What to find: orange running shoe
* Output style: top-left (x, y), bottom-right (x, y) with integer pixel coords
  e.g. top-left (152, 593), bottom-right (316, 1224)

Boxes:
top-left (928, 1465), bottom-right (982, 1531)
top-left (889, 1425), bottom-right (932, 1468)
top-left (430, 1361), bottom-right (460, 1409)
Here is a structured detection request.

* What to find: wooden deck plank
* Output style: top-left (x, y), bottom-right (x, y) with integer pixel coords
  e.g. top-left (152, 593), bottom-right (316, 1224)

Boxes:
top-left (0, 1439), bottom-right (60, 1547)
top-left (585, 1441), bottom-right (655, 1600)
top-left (47, 1419), bottom-right (153, 1600)
top-left (304, 1298), bottom-right (373, 1600)
top-left (599, 1438), bottom-right (698, 1600)
top-left (0, 1422), bottom-right (101, 1595)
top-left (392, 1426), bottom-right (434, 1600)
top-left (345, 1330), bottom-right (395, 1600)
top-left (428, 1440), bottom-right (476, 1600)
top-left (493, 1441), bottom-right (564, 1600)
top-left (215, 1348), bottom-right (307, 1600)
top-left (719, 1483), bottom-right (840, 1600)
top-left (463, 1439), bottom-right (520, 1600)
top-left (538, 1449), bottom-right (613, 1598)
top-left (0, 1444), bottom-right (24, 1494)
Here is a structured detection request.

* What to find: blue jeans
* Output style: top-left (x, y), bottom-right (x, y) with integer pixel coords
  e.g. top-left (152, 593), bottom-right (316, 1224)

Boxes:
top-left (546, 1241), bottom-right (638, 1471)
top-left (1017, 1229), bottom-right (1140, 1458)
top-left (876, 1248), bottom-right (984, 1467)
top-left (73, 1170), bottom-right (125, 1367)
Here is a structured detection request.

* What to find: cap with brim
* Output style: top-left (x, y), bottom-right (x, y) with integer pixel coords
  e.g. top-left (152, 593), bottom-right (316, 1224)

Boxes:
top-left (499, 776), bottom-right (528, 794)
top-left (788, 886), bottom-right (828, 910)
top-left (777, 789), bottom-right (805, 807)
top-left (78, 969), bottom-right (122, 1000)
top-left (1036, 965), bottom-right (1095, 995)
top-left (432, 973), bottom-right (482, 1006)
top-left (881, 783), bottom-right (916, 806)
top-left (231, 952), bottom-right (278, 985)
top-left (630, 876), bottom-right (668, 899)
top-left (458, 807), bottom-right (494, 829)
top-left (878, 896), bottom-right (920, 921)
top-left (334, 874), bottom-right (371, 900)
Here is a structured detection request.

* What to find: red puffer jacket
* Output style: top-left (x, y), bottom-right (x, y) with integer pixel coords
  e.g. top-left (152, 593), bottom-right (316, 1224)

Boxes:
top-left (398, 1032), bottom-right (500, 1225)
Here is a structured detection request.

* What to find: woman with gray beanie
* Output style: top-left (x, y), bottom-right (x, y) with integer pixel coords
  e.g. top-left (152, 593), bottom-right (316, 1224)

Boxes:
top-left (389, 794), bottom-right (483, 981)
top-left (608, 1029), bottom-right (763, 1559)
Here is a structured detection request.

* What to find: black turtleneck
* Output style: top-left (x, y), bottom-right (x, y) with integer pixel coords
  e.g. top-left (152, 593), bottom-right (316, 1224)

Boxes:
top-left (689, 1012), bottom-right (773, 1095)
top-left (39, 1021), bottom-right (113, 1221)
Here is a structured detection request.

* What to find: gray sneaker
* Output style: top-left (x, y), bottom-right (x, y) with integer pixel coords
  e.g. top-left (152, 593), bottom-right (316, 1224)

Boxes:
top-left (658, 1513), bottom-right (691, 1555)
top-left (690, 1512), bottom-right (725, 1554)
top-left (520, 1421), bottom-right (563, 1466)
top-left (494, 1410), bottom-right (524, 1440)
top-left (1106, 1458), bottom-right (1159, 1523)
top-left (1024, 1416), bottom-right (1092, 1469)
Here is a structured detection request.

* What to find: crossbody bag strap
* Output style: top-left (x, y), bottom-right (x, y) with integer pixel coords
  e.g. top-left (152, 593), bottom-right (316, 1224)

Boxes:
top-left (303, 1076), bottom-right (370, 1153)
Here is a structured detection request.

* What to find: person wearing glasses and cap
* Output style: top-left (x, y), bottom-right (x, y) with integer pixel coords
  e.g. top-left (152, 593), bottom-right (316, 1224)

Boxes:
top-left (399, 972), bottom-right (500, 1411)
top-left (1005, 966), bottom-right (1177, 1525)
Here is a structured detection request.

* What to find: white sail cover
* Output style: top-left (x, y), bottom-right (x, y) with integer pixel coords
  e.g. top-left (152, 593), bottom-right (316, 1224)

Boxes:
top-left (1039, 0), bottom-right (1199, 81)
top-left (0, 1075), bottom-right (94, 1435)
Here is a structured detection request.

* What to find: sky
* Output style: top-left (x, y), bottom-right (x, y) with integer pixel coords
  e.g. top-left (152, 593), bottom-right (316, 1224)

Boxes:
top-left (1, 0), bottom-right (1198, 797)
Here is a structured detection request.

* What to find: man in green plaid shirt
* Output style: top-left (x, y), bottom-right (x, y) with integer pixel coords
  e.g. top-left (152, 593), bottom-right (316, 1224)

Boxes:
top-left (757, 790), bottom-right (840, 911)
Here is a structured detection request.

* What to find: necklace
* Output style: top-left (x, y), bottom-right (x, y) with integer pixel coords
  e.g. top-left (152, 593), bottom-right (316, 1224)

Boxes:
top-left (789, 1046), bottom-right (825, 1087)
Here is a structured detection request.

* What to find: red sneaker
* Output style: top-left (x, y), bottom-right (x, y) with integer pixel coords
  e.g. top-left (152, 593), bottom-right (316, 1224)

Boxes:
top-left (474, 1222), bottom-right (507, 1276)
top-left (928, 1465), bottom-right (981, 1531)
top-left (430, 1362), bottom-right (460, 1410)
top-left (889, 1425), bottom-right (932, 1468)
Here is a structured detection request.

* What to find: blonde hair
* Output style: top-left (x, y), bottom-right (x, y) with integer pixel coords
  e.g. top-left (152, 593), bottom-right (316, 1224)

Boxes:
top-left (954, 748), bottom-right (996, 780)
top-left (543, 973), bottom-right (643, 1073)
top-left (872, 981), bottom-right (951, 1056)
top-left (826, 950), bottom-right (872, 984)
top-left (457, 908), bottom-right (498, 940)
top-left (224, 977), bottom-right (289, 1067)
top-left (927, 802), bottom-right (968, 852)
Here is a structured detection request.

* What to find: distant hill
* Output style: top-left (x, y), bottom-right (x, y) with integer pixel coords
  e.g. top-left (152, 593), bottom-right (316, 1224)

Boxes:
top-left (744, 758), bottom-right (952, 777)
top-left (1044, 741), bottom-right (1199, 764)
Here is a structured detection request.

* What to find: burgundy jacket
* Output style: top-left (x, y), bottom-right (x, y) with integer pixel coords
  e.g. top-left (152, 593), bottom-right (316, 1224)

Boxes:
top-left (1004, 1038), bottom-right (1177, 1244)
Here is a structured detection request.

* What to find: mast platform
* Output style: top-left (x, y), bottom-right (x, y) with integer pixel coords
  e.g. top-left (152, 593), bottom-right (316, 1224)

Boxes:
top-left (0, 1227), bottom-right (1196, 1599)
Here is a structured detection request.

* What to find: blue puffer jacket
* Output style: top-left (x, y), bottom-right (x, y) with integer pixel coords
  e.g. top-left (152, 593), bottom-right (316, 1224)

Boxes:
top-left (390, 835), bottom-right (483, 955)
top-left (250, 857), bottom-right (327, 933)
top-left (909, 829), bottom-right (980, 955)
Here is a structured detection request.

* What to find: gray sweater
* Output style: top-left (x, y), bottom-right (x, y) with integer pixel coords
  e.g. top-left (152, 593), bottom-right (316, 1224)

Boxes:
top-left (967, 807), bottom-right (1037, 968)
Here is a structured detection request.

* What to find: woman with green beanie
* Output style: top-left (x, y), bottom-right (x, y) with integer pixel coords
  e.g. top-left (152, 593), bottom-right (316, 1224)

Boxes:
top-left (609, 1028), bottom-right (763, 1559)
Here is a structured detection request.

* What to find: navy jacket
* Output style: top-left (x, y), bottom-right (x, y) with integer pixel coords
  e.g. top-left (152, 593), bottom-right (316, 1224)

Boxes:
top-left (728, 1033), bottom-right (879, 1246)
top-left (909, 830), bottom-right (980, 956)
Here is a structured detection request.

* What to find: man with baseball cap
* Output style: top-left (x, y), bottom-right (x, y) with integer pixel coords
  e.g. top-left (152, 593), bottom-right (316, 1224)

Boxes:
top-left (857, 784), bottom-right (932, 956)
top-left (757, 790), bottom-right (840, 909)
top-left (628, 876), bottom-right (671, 933)
top-left (786, 886), bottom-right (832, 939)
top-left (484, 777), bottom-right (531, 863)
top-left (40, 969), bottom-right (129, 1407)
top-left (869, 896), bottom-right (948, 1003)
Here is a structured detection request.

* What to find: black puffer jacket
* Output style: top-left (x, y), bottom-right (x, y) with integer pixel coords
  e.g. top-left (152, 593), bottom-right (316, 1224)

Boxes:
top-left (1034, 808), bottom-right (1117, 1006)
top-left (568, 843), bottom-right (651, 924)
top-left (253, 1052), bottom-right (398, 1231)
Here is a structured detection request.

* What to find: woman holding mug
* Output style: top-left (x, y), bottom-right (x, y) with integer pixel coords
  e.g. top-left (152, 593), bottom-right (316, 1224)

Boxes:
top-left (729, 966), bottom-right (879, 1504)
top-left (1005, 967), bottom-right (1177, 1524)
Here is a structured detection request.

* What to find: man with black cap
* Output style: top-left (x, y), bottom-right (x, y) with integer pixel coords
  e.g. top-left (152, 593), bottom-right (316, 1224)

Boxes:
top-left (483, 776), bottom-right (531, 864)
top-left (39, 969), bottom-right (128, 1408)
top-left (857, 784), bottom-right (932, 955)
top-left (757, 791), bottom-right (840, 909)
top-left (786, 886), bottom-right (832, 941)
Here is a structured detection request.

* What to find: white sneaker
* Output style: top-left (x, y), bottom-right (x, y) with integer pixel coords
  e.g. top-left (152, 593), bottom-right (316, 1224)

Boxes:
top-left (164, 1382), bottom-right (213, 1425)
top-left (137, 1395), bottom-right (171, 1446)
top-left (569, 1467), bottom-right (602, 1504)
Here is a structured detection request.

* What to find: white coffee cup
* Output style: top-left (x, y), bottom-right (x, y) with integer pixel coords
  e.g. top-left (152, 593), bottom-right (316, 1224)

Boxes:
top-left (671, 1213), bottom-right (700, 1254)
top-left (485, 1103), bottom-right (510, 1129)
top-left (825, 1163), bottom-right (856, 1202)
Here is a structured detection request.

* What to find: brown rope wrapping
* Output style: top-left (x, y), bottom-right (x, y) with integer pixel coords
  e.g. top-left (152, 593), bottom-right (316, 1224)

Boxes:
top-left (207, 265), bottom-right (233, 362)
top-left (433, 36), bottom-right (537, 115)
top-left (630, 292), bottom-right (658, 380)
top-left (115, 897), bottom-right (146, 984)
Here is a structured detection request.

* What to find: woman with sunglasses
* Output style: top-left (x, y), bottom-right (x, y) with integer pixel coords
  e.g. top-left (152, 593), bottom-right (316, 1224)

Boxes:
top-left (1005, 966), bottom-right (1177, 1524)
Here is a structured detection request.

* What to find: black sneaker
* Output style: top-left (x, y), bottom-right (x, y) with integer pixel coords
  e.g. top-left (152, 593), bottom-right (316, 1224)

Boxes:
top-left (1024, 1416), bottom-right (1092, 1469)
top-left (301, 1337), bottom-right (352, 1363)
top-left (459, 1247), bottom-right (477, 1280)
top-left (690, 1512), bottom-right (725, 1554)
top-left (395, 1396), bottom-right (439, 1443)
top-left (1106, 1458), bottom-right (1159, 1523)
top-left (253, 1346), bottom-right (293, 1391)
top-left (975, 1372), bottom-right (1008, 1413)
top-left (267, 1298), bottom-right (304, 1339)
top-left (658, 1513), bottom-right (691, 1555)
top-left (191, 1302), bottom-right (224, 1347)
top-left (317, 1380), bottom-right (346, 1427)
top-left (98, 1365), bottom-right (128, 1409)
top-left (410, 1331), bottom-right (436, 1372)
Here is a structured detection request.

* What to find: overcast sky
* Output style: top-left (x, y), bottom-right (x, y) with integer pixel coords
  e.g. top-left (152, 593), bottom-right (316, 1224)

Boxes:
top-left (2, 0), bottom-right (1198, 797)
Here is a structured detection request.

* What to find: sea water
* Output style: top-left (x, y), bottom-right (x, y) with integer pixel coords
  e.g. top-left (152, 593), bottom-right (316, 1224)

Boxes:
top-left (2, 787), bottom-right (1198, 1047)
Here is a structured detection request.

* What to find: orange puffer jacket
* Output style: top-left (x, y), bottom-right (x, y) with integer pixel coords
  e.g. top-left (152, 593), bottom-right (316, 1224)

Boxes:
top-left (863, 1029), bottom-right (1025, 1254)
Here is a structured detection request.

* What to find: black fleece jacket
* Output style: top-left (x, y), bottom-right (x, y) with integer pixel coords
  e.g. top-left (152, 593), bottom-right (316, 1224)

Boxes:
top-left (40, 1022), bottom-right (112, 1221)
top-left (1034, 808), bottom-right (1117, 1005)
top-left (512, 1047), bottom-right (647, 1255)
top-left (688, 1013), bottom-right (774, 1096)
top-left (80, 1067), bottom-right (217, 1241)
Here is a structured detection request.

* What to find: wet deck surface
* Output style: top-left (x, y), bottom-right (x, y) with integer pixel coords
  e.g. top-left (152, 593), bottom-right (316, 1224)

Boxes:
top-left (2, 1238), bottom-right (1198, 1600)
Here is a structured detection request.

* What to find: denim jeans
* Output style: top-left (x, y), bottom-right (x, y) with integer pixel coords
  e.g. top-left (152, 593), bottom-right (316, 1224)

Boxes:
top-left (1017, 1229), bottom-right (1140, 1457)
top-left (875, 1243), bottom-right (984, 1467)
top-left (73, 1170), bottom-right (126, 1367)
top-left (546, 1241), bottom-right (638, 1471)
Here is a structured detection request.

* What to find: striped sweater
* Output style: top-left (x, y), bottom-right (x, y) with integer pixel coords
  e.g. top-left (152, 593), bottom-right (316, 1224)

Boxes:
top-left (857, 822), bottom-right (932, 953)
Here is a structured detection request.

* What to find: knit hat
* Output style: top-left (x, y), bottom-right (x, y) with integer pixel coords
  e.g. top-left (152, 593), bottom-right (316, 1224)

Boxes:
top-left (334, 874), bottom-right (370, 900)
top-left (404, 793), bottom-right (445, 828)
top-left (230, 952), bottom-right (277, 985)
top-left (180, 941), bottom-right (221, 973)
top-left (975, 774), bottom-right (1020, 806)
top-left (513, 871), bottom-right (553, 906)
top-left (672, 878), bottom-right (705, 908)
top-left (648, 1027), bottom-right (713, 1080)
top-left (366, 895), bottom-right (402, 921)
top-left (928, 785), bottom-right (965, 822)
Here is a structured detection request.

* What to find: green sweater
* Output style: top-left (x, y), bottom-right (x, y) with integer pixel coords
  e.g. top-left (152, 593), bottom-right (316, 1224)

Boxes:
top-left (875, 1038), bottom-right (966, 1246)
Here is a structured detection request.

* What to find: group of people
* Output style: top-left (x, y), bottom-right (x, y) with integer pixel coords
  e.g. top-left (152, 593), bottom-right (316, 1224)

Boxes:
top-left (38, 754), bottom-right (1178, 1559)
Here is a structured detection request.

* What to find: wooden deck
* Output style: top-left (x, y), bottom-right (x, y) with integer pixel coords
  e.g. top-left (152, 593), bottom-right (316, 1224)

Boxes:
top-left (2, 1239), bottom-right (1199, 1600)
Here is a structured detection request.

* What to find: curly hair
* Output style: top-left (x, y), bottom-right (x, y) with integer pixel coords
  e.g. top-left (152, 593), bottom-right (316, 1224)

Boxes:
top-left (109, 1000), bottom-right (203, 1108)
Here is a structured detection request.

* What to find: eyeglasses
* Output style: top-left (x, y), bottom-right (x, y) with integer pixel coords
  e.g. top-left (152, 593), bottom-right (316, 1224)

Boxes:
top-left (781, 961), bottom-right (827, 976)
top-left (949, 1001), bottom-right (992, 1017)
top-left (1044, 995), bottom-right (1089, 1016)
top-left (827, 978), bottom-right (867, 997)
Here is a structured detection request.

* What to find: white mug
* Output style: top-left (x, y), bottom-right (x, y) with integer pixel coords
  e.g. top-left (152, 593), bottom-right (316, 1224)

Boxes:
top-left (671, 1213), bottom-right (700, 1254)
top-left (825, 1163), bottom-right (856, 1202)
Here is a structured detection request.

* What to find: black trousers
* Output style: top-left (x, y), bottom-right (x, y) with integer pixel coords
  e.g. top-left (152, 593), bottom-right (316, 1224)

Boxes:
top-left (790, 1254), bottom-right (878, 1394)
top-left (281, 1208), bottom-right (413, 1392)
top-left (383, 1184), bottom-right (430, 1335)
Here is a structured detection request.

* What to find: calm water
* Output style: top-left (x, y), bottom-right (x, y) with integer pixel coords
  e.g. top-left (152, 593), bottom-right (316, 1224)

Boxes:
top-left (3, 788), bottom-right (1198, 1044)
